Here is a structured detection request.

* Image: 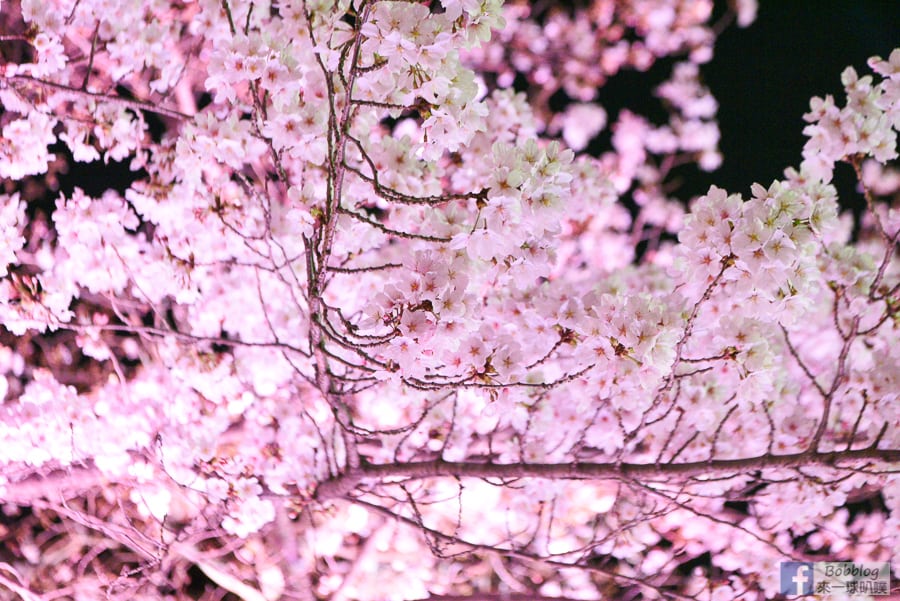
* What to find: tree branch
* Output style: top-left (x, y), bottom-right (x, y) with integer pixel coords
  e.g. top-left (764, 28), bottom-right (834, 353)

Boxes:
top-left (3, 74), bottom-right (191, 120)
top-left (315, 447), bottom-right (900, 501)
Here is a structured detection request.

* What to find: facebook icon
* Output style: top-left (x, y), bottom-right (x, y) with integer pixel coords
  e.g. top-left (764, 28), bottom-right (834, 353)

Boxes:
top-left (780, 562), bottom-right (815, 596)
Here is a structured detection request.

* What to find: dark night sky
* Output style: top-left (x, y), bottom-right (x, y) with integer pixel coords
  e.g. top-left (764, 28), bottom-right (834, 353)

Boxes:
top-left (704, 0), bottom-right (900, 196)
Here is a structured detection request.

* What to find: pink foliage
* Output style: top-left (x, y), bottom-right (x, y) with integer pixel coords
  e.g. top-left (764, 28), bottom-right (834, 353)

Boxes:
top-left (0, 0), bottom-right (897, 599)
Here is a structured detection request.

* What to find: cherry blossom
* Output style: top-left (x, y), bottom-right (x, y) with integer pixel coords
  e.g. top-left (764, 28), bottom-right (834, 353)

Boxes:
top-left (0, 0), bottom-right (897, 599)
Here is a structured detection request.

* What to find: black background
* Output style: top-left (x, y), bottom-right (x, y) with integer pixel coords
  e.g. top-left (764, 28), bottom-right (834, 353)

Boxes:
top-left (704, 0), bottom-right (900, 195)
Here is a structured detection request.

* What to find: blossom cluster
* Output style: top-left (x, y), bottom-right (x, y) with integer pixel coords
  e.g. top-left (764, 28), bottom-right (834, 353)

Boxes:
top-left (801, 50), bottom-right (900, 181)
top-left (0, 0), bottom-right (897, 599)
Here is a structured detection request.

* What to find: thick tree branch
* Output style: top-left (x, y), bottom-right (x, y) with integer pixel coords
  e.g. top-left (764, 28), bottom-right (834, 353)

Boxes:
top-left (315, 447), bottom-right (900, 501)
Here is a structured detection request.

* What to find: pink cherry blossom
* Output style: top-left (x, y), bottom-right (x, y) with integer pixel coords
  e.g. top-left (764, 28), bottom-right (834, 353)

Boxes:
top-left (0, 0), bottom-right (897, 599)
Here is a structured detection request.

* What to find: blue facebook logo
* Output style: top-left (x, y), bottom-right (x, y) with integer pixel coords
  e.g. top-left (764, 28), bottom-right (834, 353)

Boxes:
top-left (780, 562), bottom-right (815, 596)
